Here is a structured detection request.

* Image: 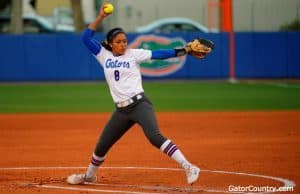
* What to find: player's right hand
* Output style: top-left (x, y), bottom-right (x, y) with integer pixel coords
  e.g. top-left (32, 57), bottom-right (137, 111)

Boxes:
top-left (99, 3), bottom-right (112, 18)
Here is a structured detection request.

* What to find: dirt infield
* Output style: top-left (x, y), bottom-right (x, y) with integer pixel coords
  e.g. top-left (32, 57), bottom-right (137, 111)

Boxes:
top-left (0, 111), bottom-right (299, 193)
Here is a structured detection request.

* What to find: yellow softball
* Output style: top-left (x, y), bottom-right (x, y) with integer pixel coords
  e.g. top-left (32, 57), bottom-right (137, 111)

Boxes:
top-left (104, 3), bottom-right (114, 14)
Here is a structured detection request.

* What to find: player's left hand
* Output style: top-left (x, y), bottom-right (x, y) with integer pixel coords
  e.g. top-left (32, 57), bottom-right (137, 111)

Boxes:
top-left (185, 38), bottom-right (215, 59)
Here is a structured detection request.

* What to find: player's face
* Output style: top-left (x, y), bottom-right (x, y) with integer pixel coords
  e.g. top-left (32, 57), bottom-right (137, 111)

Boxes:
top-left (111, 33), bottom-right (127, 55)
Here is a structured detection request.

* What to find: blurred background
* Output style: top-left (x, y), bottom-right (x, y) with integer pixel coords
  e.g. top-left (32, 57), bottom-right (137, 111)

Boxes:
top-left (0, 0), bottom-right (300, 81)
top-left (0, 0), bottom-right (300, 112)
top-left (1, 0), bottom-right (300, 33)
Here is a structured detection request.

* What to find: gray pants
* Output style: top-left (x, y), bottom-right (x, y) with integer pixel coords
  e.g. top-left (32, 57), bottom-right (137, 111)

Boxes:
top-left (94, 94), bottom-right (167, 157)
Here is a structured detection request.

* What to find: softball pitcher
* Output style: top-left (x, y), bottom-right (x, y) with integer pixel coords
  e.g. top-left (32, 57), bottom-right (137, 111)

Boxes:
top-left (67, 3), bottom-right (208, 185)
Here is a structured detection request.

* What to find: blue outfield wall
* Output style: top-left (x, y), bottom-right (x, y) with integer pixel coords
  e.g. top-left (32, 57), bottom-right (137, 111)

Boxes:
top-left (235, 32), bottom-right (300, 78)
top-left (0, 32), bottom-right (299, 81)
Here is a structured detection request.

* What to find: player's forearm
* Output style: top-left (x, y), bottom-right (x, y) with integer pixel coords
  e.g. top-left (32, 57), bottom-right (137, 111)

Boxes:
top-left (151, 50), bottom-right (176, 59)
top-left (88, 16), bottom-right (104, 31)
top-left (88, 2), bottom-right (111, 31)
top-left (151, 48), bottom-right (187, 59)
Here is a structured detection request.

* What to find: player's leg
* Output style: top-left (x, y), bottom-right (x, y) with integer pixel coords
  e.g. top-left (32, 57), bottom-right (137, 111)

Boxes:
top-left (86, 110), bottom-right (134, 177)
top-left (67, 110), bottom-right (134, 184)
top-left (131, 97), bottom-right (200, 184)
top-left (160, 139), bottom-right (200, 185)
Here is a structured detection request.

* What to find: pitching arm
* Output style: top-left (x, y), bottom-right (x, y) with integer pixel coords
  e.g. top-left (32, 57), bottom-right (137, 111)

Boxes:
top-left (81, 29), bottom-right (101, 55)
top-left (81, 3), bottom-right (113, 55)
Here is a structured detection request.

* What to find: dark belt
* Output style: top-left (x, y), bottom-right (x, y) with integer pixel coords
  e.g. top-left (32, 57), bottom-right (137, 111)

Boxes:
top-left (116, 93), bottom-right (144, 108)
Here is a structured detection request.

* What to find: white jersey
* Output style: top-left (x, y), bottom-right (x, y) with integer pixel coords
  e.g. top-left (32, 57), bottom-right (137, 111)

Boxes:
top-left (95, 47), bottom-right (152, 103)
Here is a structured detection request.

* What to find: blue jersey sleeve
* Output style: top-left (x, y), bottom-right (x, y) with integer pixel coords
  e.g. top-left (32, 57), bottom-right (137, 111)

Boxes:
top-left (151, 49), bottom-right (176, 59)
top-left (81, 28), bottom-right (101, 55)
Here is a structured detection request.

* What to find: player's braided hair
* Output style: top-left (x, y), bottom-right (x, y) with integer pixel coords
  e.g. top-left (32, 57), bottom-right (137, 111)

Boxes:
top-left (101, 27), bottom-right (126, 51)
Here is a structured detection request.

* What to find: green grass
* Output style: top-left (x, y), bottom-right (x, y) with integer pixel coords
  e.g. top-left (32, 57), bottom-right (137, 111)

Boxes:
top-left (0, 81), bottom-right (300, 113)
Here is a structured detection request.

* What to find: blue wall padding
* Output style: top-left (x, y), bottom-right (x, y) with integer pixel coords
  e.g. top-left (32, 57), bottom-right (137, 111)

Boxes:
top-left (0, 32), bottom-right (299, 81)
